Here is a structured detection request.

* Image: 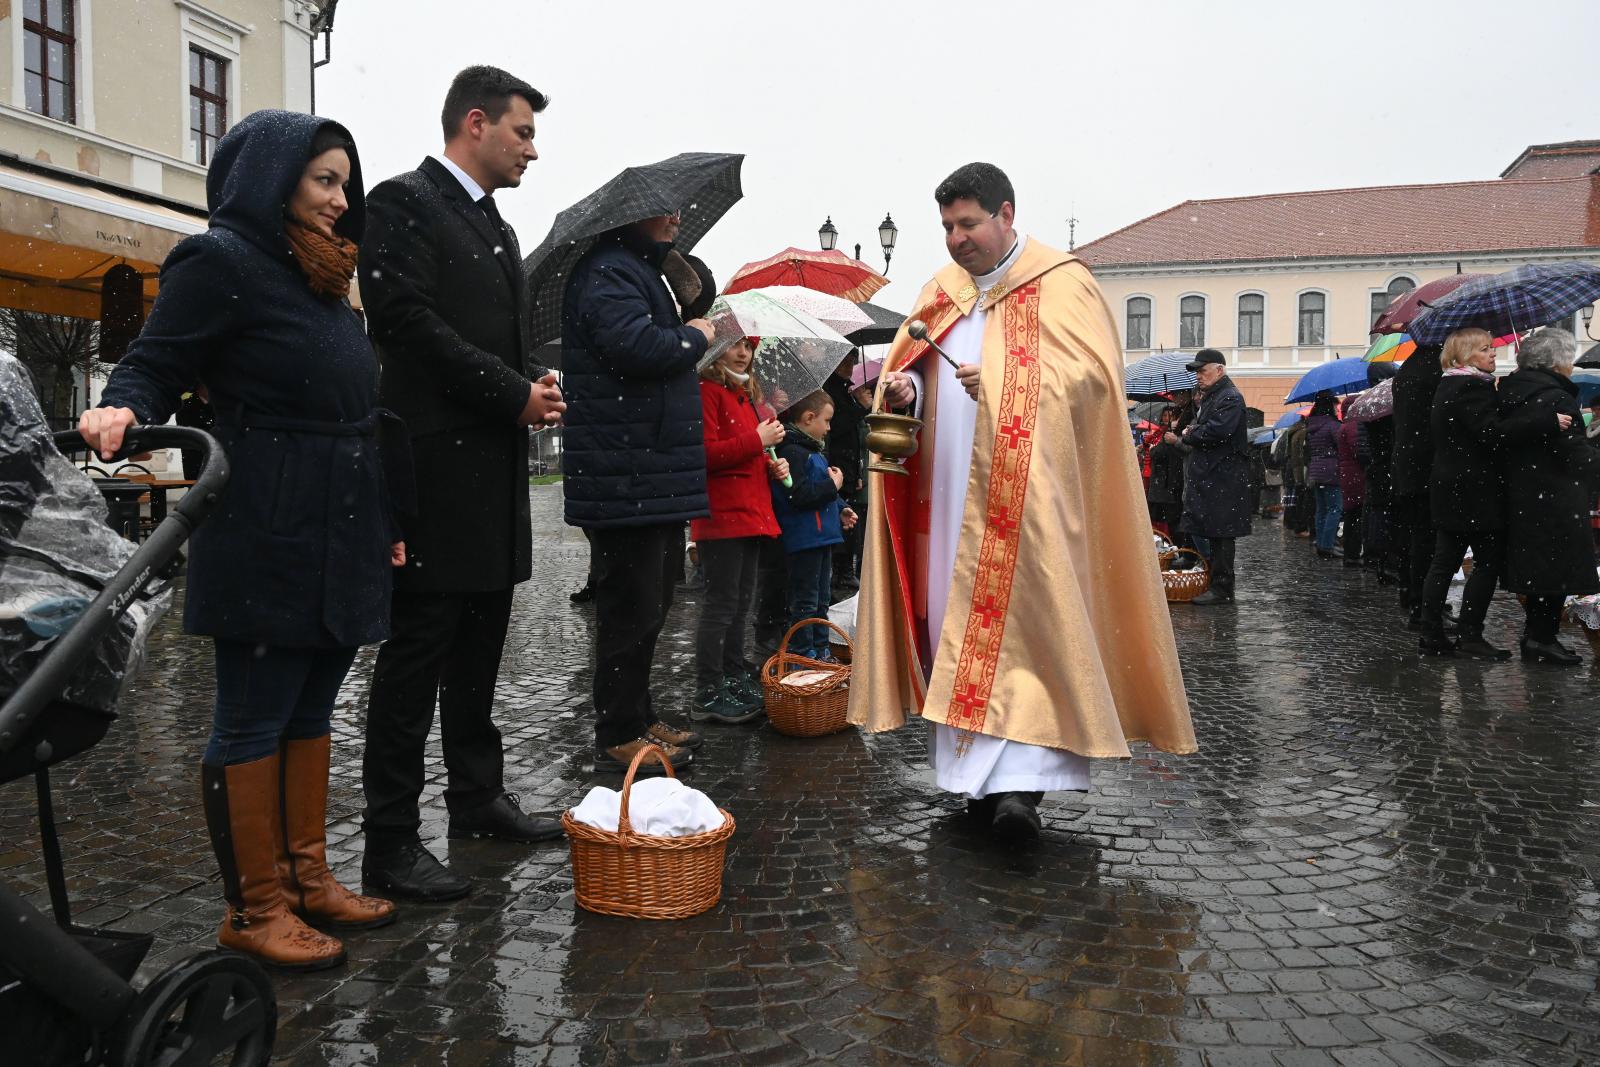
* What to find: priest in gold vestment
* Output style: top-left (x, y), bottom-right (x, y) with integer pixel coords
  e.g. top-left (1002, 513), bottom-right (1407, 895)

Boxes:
top-left (847, 163), bottom-right (1195, 840)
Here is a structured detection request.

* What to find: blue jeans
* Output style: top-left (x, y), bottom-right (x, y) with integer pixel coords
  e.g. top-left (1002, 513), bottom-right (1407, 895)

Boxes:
top-left (205, 640), bottom-right (358, 766)
top-left (1313, 485), bottom-right (1343, 552)
top-left (785, 547), bottom-right (833, 659)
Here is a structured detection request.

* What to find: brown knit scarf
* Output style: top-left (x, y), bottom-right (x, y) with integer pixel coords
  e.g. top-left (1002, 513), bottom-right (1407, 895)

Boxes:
top-left (285, 218), bottom-right (358, 300)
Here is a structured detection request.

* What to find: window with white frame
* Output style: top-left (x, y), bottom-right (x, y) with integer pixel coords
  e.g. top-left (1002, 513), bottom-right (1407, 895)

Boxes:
top-left (189, 46), bottom-right (229, 165)
top-left (1298, 292), bottom-right (1326, 346)
top-left (23, 0), bottom-right (77, 123)
top-left (1126, 297), bottom-right (1151, 350)
top-left (1370, 275), bottom-right (1416, 329)
top-left (1237, 293), bottom-right (1264, 347)
top-left (1179, 295), bottom-right (1206, 348)
top-left (177, 2), bottom-right (248, 166)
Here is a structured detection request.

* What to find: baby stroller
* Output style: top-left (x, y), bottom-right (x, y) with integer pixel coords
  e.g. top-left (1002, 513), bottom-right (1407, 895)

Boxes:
top-left (0, 424), bottom-right (275, 1066)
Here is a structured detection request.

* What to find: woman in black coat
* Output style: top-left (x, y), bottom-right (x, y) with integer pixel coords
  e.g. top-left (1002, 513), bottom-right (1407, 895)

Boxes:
top-left (80, 111), bottom-right (399, 971)
top-left (1497, 329), bottom-right (1597, 665)
top-left (1419, 329), bottom-right (1567, 659)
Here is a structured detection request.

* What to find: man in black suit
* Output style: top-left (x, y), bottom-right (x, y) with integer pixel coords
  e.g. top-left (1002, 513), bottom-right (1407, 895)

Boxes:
top-left (358, 66), bottom-right (566, 901)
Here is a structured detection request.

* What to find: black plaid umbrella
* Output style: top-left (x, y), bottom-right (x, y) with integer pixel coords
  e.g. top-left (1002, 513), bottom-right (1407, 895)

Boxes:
top-left (845, 300), bottom-right (907, 346)
top-left (522, 152), bottom-right (744, 347)
top-left (1409, 262), bottom-right (1600, 345)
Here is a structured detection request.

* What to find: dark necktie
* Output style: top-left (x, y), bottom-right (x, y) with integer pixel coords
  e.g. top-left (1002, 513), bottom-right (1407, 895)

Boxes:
top-left (479, 195), bottom-right (511, 249)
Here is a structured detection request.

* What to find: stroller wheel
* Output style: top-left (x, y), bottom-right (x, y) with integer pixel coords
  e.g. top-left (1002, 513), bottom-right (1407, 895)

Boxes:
top-left (111, 950), bottom-right (276, 1067)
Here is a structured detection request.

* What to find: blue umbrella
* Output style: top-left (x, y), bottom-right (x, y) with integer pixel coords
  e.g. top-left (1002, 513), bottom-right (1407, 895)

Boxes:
top-left (1273, 407), bottom-right (1310, 430)
top-left (1409, 262), bottom-right (1600, 346)
top-left (1123, 352), bottom-right (1196, 399)
top-left (1284, 358), bottom-right (1371, 403)
top-left (1574, 369), bottom-right (1600, 407)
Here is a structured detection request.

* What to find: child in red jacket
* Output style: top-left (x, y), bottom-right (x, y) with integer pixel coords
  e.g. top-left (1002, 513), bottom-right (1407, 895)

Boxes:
top-left (692, 338), bottom-right (789, 724)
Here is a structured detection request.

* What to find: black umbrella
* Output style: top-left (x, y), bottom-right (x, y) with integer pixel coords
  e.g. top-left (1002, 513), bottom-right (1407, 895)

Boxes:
top-left (1127, 399), bottom-right (1171, 425)
top-left (522, 152), bottom-right (745, 347)
top-left (846, 300), bottom-right (906, 346)
top-left (1579, 342), bottom-right (1600, 368)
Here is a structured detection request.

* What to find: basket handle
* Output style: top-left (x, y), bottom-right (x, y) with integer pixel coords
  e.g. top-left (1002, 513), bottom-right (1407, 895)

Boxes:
top-left (1162, 547), bottom-right (1210, 575)
top-left (776, 616), bottom-right (853, 670)
top-left (617, 743), bottom-right (675, 834)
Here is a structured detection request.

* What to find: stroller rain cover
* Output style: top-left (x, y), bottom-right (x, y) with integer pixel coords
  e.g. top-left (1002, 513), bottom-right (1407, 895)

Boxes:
top-left (0, 355), bottom-right (171, 712)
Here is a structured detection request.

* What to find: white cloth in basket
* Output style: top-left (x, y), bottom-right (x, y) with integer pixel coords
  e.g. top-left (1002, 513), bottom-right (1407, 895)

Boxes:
top-left (828, 594), bottom-right (858, 640)
top-left (569, 778), bottom-right (723, 836)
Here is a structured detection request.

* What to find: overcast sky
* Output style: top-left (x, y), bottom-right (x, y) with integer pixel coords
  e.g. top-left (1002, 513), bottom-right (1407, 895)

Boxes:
top-left (319, 0), bottom-right (1600, 310)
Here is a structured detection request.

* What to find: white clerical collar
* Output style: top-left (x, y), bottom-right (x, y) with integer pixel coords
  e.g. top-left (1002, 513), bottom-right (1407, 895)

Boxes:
top-left (432, 153), bottom-right (488, 202)
top-left (973, 233), bottom-right (1026, 293)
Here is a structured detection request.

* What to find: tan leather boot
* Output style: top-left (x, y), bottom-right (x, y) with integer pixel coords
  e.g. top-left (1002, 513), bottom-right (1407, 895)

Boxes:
top-left (280, 735), bottom-right (397, 930)
top-left (201, 755), bottom-right (345, 971)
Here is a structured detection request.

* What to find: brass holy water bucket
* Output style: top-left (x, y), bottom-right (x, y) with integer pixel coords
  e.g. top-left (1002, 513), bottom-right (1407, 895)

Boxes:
top-left (864, 411), bottom-right (923, 477)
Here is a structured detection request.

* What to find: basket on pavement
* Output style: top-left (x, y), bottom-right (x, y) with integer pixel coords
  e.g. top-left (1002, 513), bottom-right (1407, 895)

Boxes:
top-left (761, 618), bottom-right (851, 737)
top-left (1159, 547), bottom-right (1211, 603)
top-left (562, 745), bottom-right (735, 919)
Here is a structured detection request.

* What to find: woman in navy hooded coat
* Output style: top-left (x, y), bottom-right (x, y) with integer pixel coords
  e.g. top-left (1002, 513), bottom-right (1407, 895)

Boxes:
top-left (81, 111), bottom-right (399, 971)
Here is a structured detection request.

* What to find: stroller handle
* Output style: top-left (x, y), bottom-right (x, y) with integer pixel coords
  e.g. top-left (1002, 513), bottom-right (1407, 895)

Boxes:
top-left (0, 426), bottom-right (230, 754)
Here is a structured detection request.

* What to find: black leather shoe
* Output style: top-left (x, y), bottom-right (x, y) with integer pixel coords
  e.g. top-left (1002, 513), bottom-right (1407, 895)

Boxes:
top-left (448, 793), bottom-right (564, 843)
top-left (1521, 639), bottom-right (1581, 666)
top-left (965, 796), bottom-right (997, 822)
top-left (991, 792), bottom-right (1042, 843)
top-left (362, 841), bottom-right (471, 902)
top-left (1189, 589), bottom-right (1234, 606)
top-left (570, 583), bottom-right (595, 604)
top-left (1456, 632), bottom-right (1511, 661)
top-left (1418, 632), bottom-right (1457, 656)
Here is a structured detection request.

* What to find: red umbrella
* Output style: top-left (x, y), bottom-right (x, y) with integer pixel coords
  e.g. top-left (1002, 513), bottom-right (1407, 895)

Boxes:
top-left (724, 247), bottom-right (889, 303)
top-left (1371, 274), bottom-right (1489, 335)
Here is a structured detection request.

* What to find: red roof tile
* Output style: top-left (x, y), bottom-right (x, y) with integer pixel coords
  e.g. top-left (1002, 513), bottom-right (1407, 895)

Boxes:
top-left (1076, 175), bottom-right (1600, 268)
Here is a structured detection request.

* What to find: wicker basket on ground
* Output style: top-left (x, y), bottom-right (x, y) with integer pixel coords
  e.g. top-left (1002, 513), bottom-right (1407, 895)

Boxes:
top-left (1159, 547), bottom-right (1211, 603)
top-left (562, 745), bottom-right (735, 920)
top-left (762, 618), bottom-right (851, 737)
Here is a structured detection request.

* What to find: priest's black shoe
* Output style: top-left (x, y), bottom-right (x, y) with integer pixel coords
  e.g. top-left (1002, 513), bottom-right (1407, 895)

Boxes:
top-left (362, 841), bottom-right (471, 902)
top-left (1189, 589), bottom-right (1234, 606)
top-left (448, 793), bottom-right (564, 843)
top-left (991, 792), bottom-right (1043, 843)
top-left (965, 795), bottom-right (997, 823)
top-left (1521, 638), bottom-right (1581, 666)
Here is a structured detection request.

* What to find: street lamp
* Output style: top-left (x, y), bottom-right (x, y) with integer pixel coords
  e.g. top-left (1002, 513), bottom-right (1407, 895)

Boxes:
top-left (1582, 304), bottom-right (1595, 341)
top-left (878, 213), bottom-right (898, 275)
top-left (817, 216), bottom-right (838, 252)
top-left (816, 213), bottom-right (897, 275)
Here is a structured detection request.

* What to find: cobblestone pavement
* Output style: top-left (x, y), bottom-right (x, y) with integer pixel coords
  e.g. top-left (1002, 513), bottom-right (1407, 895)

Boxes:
top-left (4, 485), bottom-right (1600, 1066)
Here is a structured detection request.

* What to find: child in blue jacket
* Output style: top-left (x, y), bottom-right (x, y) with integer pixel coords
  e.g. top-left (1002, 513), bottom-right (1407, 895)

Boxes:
top-left (771, 390), bottom-right (857, 659)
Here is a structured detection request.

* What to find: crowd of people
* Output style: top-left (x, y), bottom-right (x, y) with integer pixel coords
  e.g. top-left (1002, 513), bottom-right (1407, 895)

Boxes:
top-left (1135, 331), bottom-right (1600, 663)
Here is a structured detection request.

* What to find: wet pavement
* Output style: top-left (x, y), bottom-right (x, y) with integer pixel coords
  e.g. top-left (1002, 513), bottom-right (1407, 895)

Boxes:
top-left (4, 485), bottom-right (1600, 1066)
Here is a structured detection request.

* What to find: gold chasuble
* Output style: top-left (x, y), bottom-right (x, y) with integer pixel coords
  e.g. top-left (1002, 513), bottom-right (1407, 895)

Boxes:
top-left (847, 240), bottom-right (1195, 759)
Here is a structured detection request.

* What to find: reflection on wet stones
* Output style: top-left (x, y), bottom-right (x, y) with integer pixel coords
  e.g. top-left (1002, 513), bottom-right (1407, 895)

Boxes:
top-left (0, 486), bottom-right (1596, 1064)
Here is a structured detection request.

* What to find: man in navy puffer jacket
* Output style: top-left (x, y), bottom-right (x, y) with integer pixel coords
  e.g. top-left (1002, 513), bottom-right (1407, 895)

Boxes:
top-left (561, 216), bottom-right (715, 773)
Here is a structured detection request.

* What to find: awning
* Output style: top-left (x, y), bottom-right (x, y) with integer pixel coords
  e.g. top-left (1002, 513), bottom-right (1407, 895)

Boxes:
top-left (0, 158), bottom-right (206, 319)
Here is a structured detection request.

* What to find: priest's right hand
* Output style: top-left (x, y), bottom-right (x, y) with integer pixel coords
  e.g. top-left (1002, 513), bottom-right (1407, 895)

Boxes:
top-left (881, 372), bottom-right (915, 409)
top-left (79, 406), bottom-right (137, 462)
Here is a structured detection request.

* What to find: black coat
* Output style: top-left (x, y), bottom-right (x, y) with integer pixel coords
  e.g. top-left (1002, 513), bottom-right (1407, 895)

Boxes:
top-left (99, 111), bottom-right (391, 649)
top-left (1428, 372), bottom-right (1540, 533)
top-left (561, 234), bottom-right (710, 528)
top-left (1179, 375), bottom-right (1252, 538)
top-left (824, 373), bottom-right (866, 498)
top-left (1358, 417), bottom-right (1395, 506)
top-left (1497, 368), bottom-right (1600, 596)
top-left (1390, 345), bottom-right (1442, 499)
top-left (360, 157), bottom-right (533, 592)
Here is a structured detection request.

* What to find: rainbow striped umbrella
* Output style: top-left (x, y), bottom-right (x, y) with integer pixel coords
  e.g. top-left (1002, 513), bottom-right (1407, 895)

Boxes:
top-left (1362, 332), bottom-right (1417, 363)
